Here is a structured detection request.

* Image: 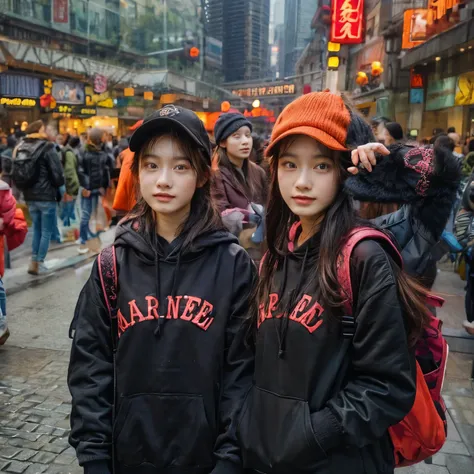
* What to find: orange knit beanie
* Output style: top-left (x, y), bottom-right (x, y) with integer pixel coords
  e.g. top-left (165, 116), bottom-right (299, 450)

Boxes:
top-left (265, 91), bottom-right (351, 157)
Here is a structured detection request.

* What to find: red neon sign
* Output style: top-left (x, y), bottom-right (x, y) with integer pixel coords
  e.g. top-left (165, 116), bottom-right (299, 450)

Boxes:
top-left (330, 0), bottom-right (364, 44)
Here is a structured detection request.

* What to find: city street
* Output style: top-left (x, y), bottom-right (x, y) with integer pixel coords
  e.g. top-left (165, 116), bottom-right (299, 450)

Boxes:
top-left (0, 237), bottom-right (473, 473)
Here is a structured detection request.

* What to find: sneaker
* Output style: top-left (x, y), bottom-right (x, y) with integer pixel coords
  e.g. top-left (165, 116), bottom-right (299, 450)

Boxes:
top-left (78, 245), bottom-right (89, 255)
top-left (75, 239), bottom-right (82, 245)
top-left (0, 327), bottom-right (10, 345)
top-left (462, 320), bottom-right (474, 336)
top-left (27, 261), bottom-right (39, 276)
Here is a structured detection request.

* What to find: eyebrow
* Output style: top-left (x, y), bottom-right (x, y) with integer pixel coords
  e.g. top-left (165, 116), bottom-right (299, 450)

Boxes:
top-left (279, 152), bottom-right (333, 159)
top-left (142, 154), bottom-right (190, 161)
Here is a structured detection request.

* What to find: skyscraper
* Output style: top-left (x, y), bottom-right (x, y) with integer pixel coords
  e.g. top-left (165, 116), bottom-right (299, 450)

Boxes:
top-left (284, 0), bottom-right (318, 77)
top-left (222, 0), bottom-right (271, 82)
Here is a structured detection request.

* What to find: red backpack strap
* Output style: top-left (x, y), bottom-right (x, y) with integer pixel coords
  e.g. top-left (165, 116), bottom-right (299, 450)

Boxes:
top-left (98, 246), bottom-right (119, 352)
top-left (337, 227), bottom-right (402, 335)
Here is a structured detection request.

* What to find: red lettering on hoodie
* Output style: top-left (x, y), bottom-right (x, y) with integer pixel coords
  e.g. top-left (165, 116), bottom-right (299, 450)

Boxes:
top-left (145, 296), bottom-right (159, 320)
top-left (167, 295), bottom-right (183, 319)
top-left (192, 301), bottom-right (214, 330)
top-left (181, 296), bottom-right (202, 321)
top-left (259, 293), bottom-right (324, 334)
top-left (118, 295), bottom-right (216, 336)
top-left (129, 299), bottom-right (147, 325)
top-left (117, 309), bottom-right (130, 336)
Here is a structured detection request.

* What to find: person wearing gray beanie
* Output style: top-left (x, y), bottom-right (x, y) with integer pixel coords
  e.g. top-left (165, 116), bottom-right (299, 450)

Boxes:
top-left (214, 113), bottom-right (253, 145)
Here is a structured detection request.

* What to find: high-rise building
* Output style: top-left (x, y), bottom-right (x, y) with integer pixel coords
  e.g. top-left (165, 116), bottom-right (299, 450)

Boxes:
top-left (222, 0), bottom-right (271, 82)
top-left (284, 0), bottom-right (318, 77)
top-left (203, 0), bottom-right (224, 42)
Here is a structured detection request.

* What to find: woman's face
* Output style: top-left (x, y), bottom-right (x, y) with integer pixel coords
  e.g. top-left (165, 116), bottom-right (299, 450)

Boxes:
top-left (139, 135), bottom-right (198, 224)
top-left (278, 135), bottom-right (340, 227)
top-left (221, 126), bottom-right (253, 163)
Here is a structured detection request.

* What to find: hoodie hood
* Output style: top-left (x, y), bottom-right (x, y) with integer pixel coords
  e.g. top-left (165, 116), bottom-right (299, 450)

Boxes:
top-left (114, 219), bottom-right (238, 263)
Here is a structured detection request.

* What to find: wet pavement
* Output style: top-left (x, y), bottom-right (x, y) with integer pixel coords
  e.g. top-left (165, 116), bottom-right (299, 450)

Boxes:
top-left (0, 245), bottom-right (473, 473)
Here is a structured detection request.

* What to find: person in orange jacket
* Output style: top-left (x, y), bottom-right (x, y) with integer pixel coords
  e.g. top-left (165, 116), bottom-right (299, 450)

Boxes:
top-left (0, 181), bottom-right (28, 344)
top-left (112, 120), bottom-right (143, 214)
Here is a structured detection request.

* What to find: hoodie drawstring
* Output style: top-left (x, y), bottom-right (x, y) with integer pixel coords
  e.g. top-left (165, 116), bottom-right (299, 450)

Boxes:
top-left (276, 246), bottom-right (309, 358)
top-left (153, 247), bottom-right (182, 338)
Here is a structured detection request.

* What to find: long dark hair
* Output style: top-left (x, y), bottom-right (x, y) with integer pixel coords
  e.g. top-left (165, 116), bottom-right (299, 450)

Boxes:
top-left (127, 128), bottom-right (224, 248)
top-left (257, 112), bottom-right (431, 346)
top-left (212, 146), bottom-right (263, 203)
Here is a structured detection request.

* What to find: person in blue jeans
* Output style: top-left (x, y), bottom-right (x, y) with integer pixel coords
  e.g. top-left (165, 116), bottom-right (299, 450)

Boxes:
top-left (18, 121), bottom-right (64, 275)
top-left (77, 128), bottom-right (113, 254)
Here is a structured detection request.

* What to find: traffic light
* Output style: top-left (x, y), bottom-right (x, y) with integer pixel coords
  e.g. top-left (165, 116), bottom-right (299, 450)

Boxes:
top-left (184, 42), bottom-right (200, 62)
top-left (327, 42), bottom-right (340, 71)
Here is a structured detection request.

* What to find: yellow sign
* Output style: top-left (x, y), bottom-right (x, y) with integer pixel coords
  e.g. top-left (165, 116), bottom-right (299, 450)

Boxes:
top-left (232, 84), bottom-right (296, 98)
top-left (57, 105), bottom-right (73, 114)
top-left (455, 72), bottom-right (474, 106)
top-left (85, 86), bottom-right (115, 108)
top-left (1, 97), bottom-right (37, 107)
top-left (79, 108), bottom-right (97, 116)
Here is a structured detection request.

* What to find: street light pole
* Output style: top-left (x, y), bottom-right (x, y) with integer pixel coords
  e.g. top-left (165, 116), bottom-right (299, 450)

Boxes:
top-left (163, 0), bottom-right (168, 72)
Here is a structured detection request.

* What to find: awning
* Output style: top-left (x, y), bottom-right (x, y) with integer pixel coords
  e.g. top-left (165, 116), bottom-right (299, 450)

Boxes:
top-left (401, 18), bottom-right (474, 70)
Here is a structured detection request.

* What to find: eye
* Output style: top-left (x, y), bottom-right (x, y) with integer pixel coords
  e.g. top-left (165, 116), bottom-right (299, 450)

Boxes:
top-left (174, 163), bottom-right (190, 171)
top-left (144, 161), bottom-right (158, 170)
top-left (315, 162), bottom-right (331, 171)
top-left (280, 160), bottom-right (296, 169)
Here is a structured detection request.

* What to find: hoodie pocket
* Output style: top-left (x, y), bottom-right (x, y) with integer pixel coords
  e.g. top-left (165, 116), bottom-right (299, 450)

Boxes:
top-left (238, 386), bottom-right (327, 473)
top-left (114, 393), bottom-right (214, 469)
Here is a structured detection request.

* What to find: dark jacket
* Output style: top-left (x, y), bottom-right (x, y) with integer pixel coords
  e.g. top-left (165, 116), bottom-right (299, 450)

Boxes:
top-left (78, 144), bottom-right (113, 191)
top-left (68, 221), bottom-right (255, 474)
top-left (21, 136), bottom-right (64, 202)
top-left (212, 160), bottom-right (268, 212)
top-left (239, 232), bottom-right (416, 474)
top-left (347, 144), bottom-right (462, 289)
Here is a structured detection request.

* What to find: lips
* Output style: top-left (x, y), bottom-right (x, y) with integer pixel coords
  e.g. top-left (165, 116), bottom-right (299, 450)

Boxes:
top-left (154, 193), bottom-right (175, 202)
top-left (292, 196), bottom-right (315, 206)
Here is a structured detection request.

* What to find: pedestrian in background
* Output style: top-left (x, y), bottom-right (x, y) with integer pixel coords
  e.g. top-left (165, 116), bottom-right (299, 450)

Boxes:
top-left (77, 128), bottom-right (113, 254)
top-left (68, 105), bottom-right (255, 474)
top-left (382, 122), bottom-right (404, 145)
top-left (0, 181), bottom-right (27, 344)
top-left (61, 136), bottom-right (80, 227)
top-left (13, 120), bottom-right (64, 275)
top-left (212, 113), bottom-right (268, 262)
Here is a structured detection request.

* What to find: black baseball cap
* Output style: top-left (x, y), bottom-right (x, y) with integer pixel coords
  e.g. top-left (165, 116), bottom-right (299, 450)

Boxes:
top-left (129, 105), bottom-right (212, 164)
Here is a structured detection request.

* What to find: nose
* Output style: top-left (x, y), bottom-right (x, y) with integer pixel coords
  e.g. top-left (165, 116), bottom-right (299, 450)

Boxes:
top-left (295, 168), bottom-right (312, 191)
top-left (155, 168), bottom-right (172, 189)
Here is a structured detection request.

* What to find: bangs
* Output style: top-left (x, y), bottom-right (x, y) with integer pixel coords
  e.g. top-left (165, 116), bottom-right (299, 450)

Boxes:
top-left (132, 127), bottom-right (206, 177)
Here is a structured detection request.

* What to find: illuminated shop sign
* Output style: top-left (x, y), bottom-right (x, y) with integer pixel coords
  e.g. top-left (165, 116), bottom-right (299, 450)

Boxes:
top-left (330, 0), bottom-right (364, 45)
top-left (232, 84), bottom-right (296, 97)
top-left (0, 97), bottom-right (37, 107)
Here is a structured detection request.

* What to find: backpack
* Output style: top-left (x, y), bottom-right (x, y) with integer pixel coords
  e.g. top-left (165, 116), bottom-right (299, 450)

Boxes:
top-left (338, 227), bottom-right (448, 467)
top-left (12, 140), bottom-right (47, 190)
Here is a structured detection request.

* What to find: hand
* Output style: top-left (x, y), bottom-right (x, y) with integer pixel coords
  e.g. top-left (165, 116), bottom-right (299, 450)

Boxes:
top-left (0, 218), bottom-right (4, 231)
top-left (82, 189), bottom-right (91, 198)
top-left (347, 143), bottom-right (390, 175)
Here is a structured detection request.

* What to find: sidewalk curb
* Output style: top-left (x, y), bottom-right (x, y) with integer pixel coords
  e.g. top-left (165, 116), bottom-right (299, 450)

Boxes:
top-left (5, 252), bottom-right (99, 297)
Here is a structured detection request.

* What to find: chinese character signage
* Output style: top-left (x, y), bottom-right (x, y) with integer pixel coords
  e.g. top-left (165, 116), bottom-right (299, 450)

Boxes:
top-left (0, 97), bottom-right (37, 107)
top-left (427, 0), bottom-right (465, 24)
top-left (53, 0), bottom-right (69, 24)
top-left (231, 84), bottom-right (295, 98)
top-left (330, 0), bottom-right (364, 44)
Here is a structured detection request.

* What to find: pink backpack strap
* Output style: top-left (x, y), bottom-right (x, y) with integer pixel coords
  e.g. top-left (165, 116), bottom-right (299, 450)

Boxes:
top-left (98, 246), bottom-right (119, 351)
top-left (338, 227), bottom-right (402, 320)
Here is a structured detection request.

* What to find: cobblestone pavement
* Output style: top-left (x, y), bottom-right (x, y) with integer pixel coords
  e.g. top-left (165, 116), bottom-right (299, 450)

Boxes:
top-left (0, 265), bottom-right (473, 473)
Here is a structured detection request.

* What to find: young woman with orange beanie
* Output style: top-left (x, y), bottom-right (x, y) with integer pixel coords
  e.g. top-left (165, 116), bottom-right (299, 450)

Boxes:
top-left (237, 92), bottom-right (454, 474)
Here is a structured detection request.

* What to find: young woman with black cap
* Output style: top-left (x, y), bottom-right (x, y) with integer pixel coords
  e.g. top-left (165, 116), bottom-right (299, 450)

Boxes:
top-left (68, 105), bottom-right (255, 474)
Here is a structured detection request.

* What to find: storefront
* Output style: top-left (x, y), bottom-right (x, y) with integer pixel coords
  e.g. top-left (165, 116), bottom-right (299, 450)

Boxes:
top-left (0, 73), bottom-right (42, 133)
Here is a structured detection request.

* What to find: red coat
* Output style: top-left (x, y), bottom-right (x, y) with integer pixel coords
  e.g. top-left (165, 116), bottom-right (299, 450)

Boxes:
top-left (0, 181), bottom-right (27, 277)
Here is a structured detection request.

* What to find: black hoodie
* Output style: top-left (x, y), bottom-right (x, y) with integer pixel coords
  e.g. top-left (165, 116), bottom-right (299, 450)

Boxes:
top-left (68, 221), bottom-right (255, 474)
top-left (238, 228), bottom-right (416, 474)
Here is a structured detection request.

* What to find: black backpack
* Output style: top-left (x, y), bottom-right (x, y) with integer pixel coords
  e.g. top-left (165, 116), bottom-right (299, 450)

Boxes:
top-left (12, 140), bottom-right (47, 190)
